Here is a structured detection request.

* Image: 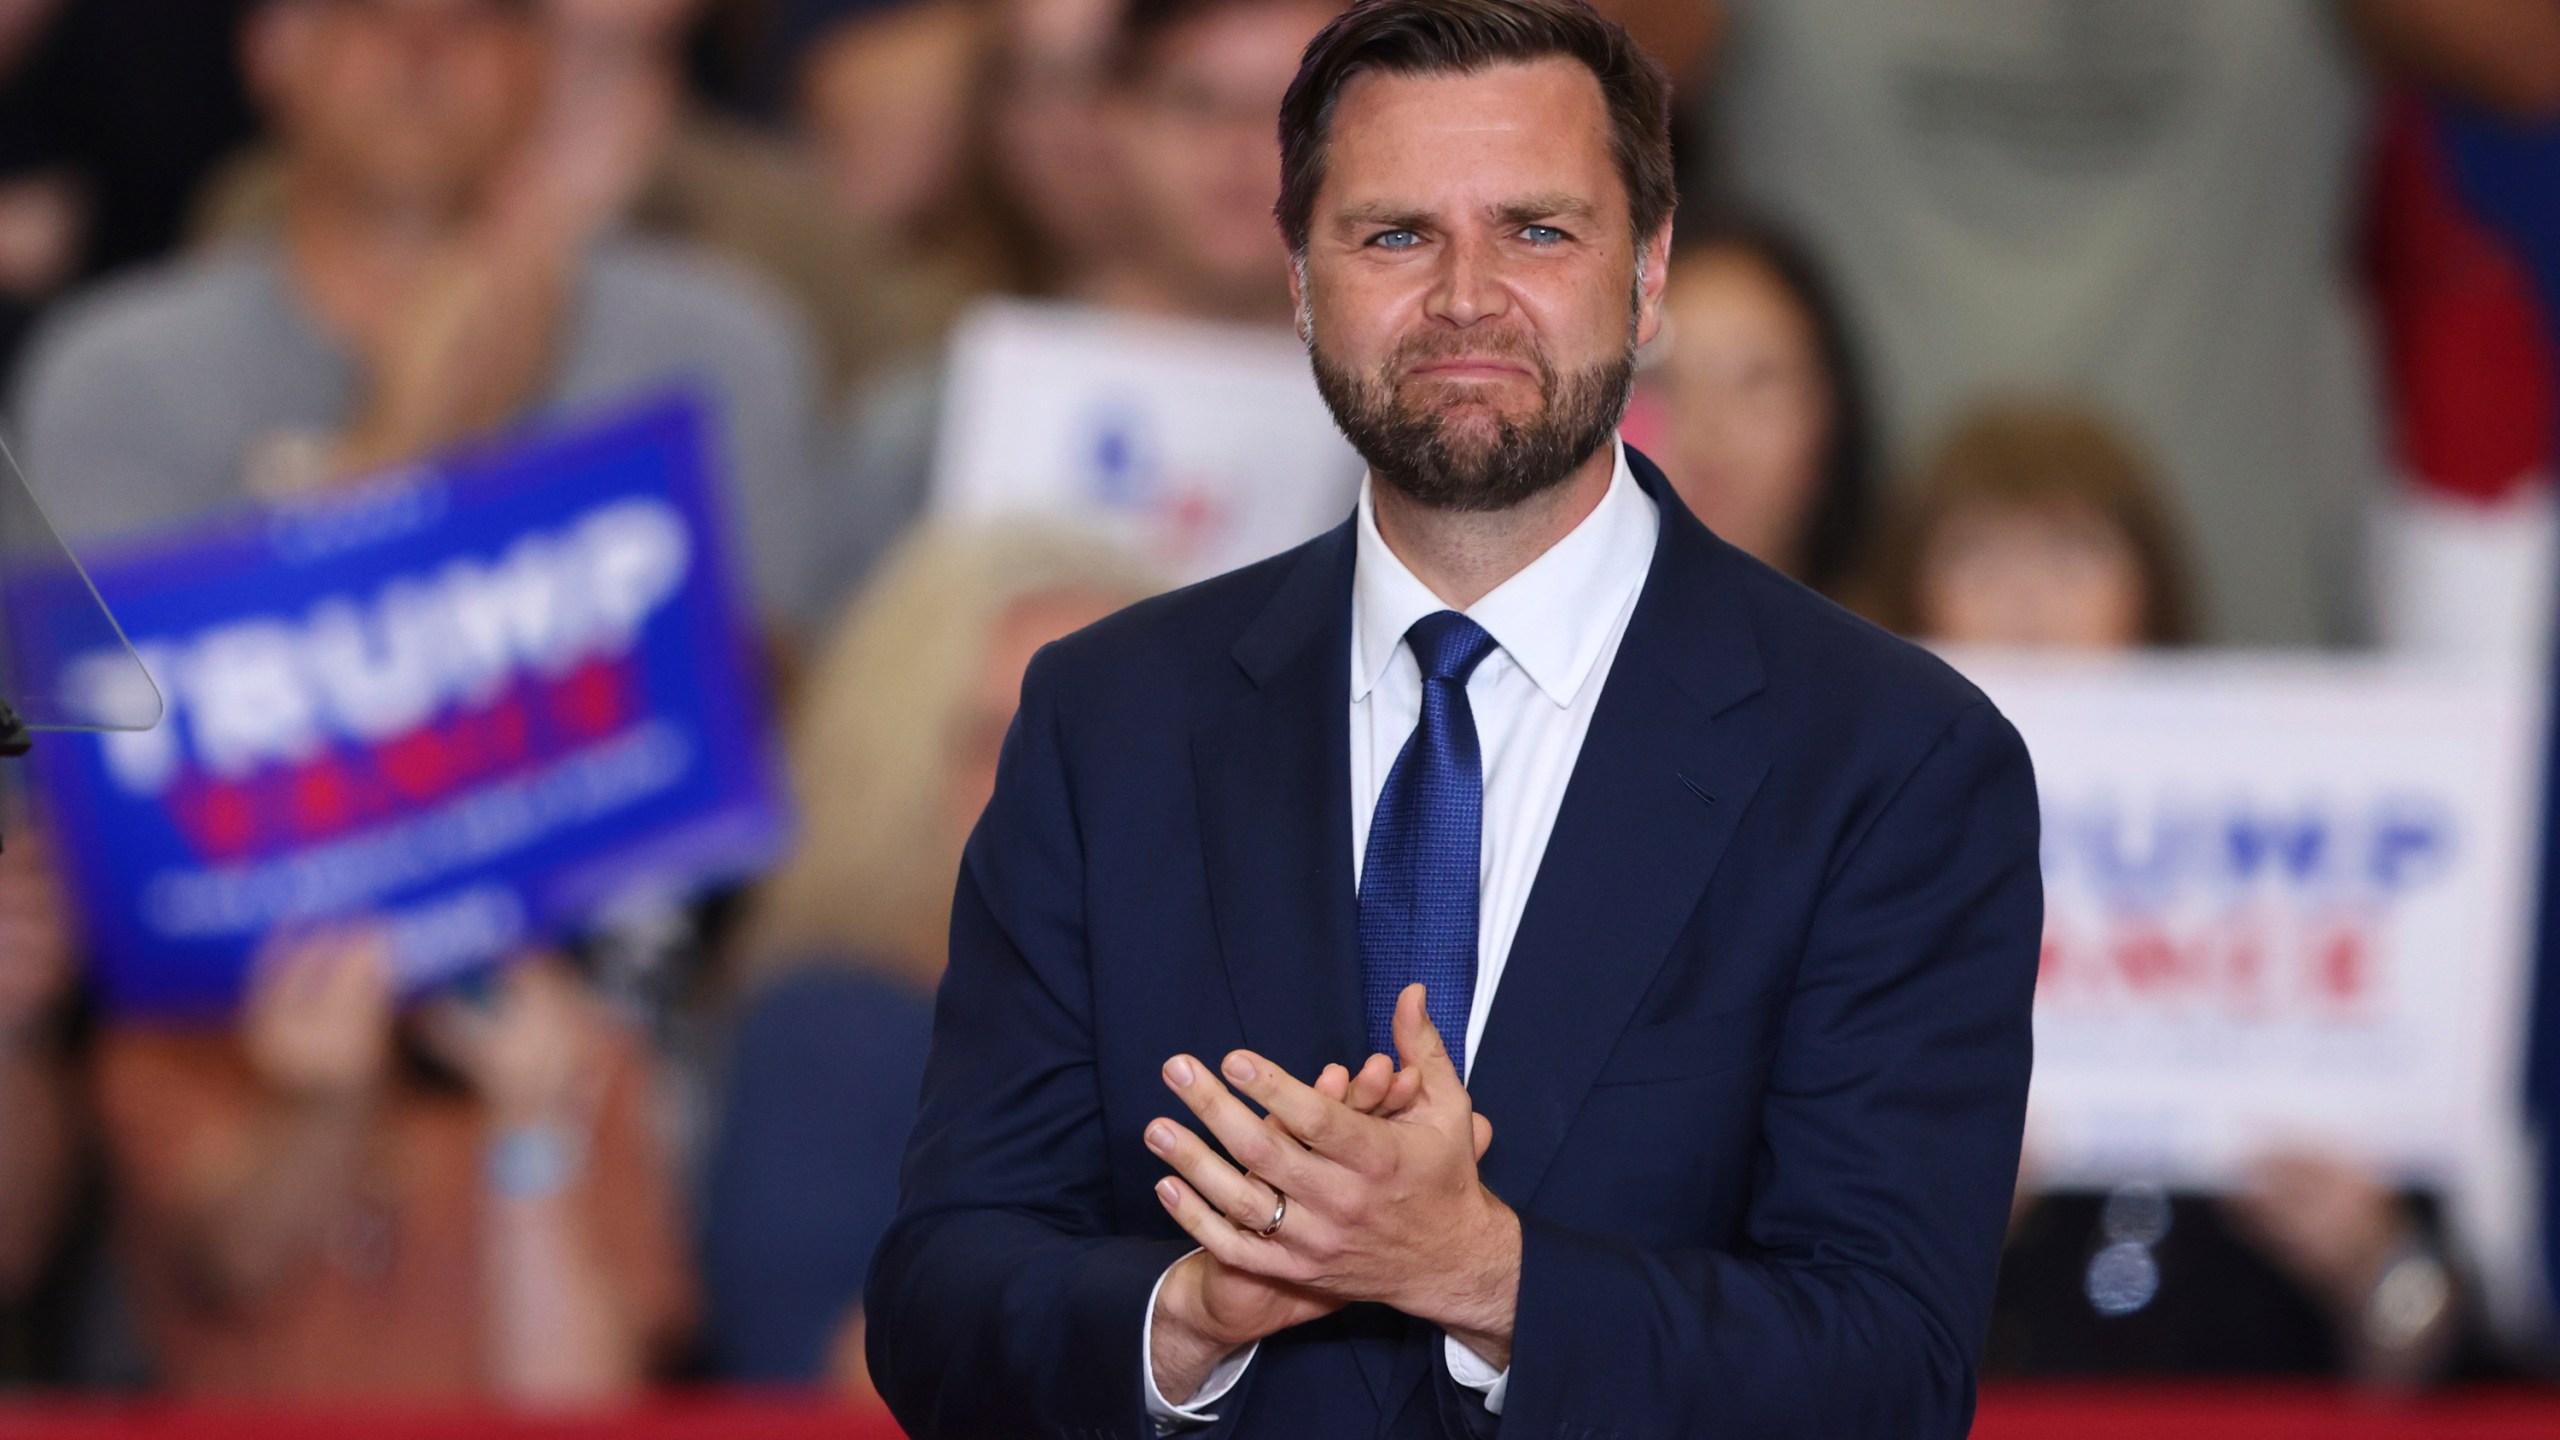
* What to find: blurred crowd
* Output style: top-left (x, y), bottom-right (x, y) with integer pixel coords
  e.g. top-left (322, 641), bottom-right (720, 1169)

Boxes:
top-left (2, 0), bottom-right (2560, 1412)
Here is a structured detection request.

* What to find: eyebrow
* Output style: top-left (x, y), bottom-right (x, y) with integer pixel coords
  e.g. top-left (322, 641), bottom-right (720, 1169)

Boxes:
top-left (1492, 193), bottom-right (1598, 227)
top-left (1330, 194), bottom-right (1602, 233)
top-left (1333, 202), bottom-right (1436, 232)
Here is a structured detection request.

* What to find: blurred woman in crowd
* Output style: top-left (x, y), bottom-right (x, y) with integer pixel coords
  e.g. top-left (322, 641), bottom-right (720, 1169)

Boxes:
top-left (699, 520), bottom-right (1155, 1392)
top-left (93, 934), bottom-right (690, 1403)
top-left (1876, 399), bottom-right (2483, 1386)
top-left (1637, 219), bottom-right (1875, 598)
top-left (1868, 401), bottom-right (2199, 649)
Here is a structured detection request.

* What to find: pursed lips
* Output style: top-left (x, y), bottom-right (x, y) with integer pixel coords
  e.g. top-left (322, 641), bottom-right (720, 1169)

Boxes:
top-left (1404, 358), bottom-right (1536, 381)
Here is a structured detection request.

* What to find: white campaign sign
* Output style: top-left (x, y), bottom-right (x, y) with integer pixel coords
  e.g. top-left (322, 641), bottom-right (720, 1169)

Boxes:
top-left (1949, 651), bottom-right (2542, 1198)
top-left (932, 299), bottom-right (1363, 583)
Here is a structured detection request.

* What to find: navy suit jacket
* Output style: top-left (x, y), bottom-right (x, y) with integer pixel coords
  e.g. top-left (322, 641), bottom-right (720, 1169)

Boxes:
top-left (867, 450), bottom-right (2043, 1439)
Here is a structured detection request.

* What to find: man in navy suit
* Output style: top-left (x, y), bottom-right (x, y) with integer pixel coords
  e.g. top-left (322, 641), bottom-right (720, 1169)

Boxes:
top-left (866, 0), bottom-right (2043, 1434)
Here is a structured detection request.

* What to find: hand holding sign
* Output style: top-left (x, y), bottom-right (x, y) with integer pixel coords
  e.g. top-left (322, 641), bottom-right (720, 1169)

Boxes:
top-left (241, 929), bottom-right (394, 1109)
top-left (416, 958), bottom-right (611, 1135)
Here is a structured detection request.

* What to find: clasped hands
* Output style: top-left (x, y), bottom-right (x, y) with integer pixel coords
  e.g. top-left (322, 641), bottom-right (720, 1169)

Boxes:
top-left (1144, 983), bottom-right (1521, 1403)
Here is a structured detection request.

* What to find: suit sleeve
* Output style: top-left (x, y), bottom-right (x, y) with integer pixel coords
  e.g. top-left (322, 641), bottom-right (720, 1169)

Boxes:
top-left (1493, 700), bottom-right (2043, 1439)
top-left (865, 646), bottom-right (1198, 1439)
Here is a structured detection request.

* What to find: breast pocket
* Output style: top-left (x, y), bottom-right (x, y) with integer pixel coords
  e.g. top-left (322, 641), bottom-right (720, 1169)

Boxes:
top-left (1591, 998), bottom-right (1779, 1087)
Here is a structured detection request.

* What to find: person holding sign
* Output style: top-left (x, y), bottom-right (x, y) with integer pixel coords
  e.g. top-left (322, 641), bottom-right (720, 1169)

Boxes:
top-left (92, 932), bottom-right (691, 1402)
top-left (1874, 403), bottom-right (2487, 1387)
top-left (11, 0), bottom-right (833, 639)
top-left (863, 2), bottom-right (2044, 1436)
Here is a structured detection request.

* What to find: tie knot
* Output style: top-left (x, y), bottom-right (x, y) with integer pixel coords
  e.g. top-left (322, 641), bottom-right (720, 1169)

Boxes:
top-left (1404, 610), bottom-right (1499, 684)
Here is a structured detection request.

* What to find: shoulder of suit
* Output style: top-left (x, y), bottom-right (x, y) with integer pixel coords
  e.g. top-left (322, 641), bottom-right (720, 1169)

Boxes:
top-left (1693, 529), bottom-right (2003, 739)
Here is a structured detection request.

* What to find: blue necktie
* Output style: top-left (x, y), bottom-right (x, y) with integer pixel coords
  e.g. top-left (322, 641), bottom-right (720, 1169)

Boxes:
top-left (1359, 610), bottom-right (1500, 1077)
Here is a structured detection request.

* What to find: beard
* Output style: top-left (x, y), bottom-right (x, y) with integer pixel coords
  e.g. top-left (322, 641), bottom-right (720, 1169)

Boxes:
top-left (1308, 316), bottom-right (1635, 514)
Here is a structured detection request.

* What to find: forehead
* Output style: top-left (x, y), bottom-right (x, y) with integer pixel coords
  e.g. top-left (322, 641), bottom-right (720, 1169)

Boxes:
top-left (1319, 57), bottom-right (1623, 220)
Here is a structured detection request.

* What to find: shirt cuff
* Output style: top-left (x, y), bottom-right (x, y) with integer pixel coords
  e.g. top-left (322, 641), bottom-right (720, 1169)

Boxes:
top-left (1141, 1250), bottom-right (1258, 1430)
top-left (1442, 1333), bottom-right (1511, 1415)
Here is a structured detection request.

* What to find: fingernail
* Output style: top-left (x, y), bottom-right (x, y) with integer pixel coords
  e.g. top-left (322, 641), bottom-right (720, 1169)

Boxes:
top-left (1146, 1121), bottom-right (1173, 1152)
top-left (1166, 1056), bottom-right (1196, 1086)
top-left (1223, 1052), bottom-right (1254, 1083)
top-left (1157, 1178), bottom-right (1180, 1206)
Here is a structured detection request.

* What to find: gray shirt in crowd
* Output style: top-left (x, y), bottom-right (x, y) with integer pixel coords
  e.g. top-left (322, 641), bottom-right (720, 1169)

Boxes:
top-left (7, 234), bottom-right (840, 632)
top-left (1713, 0), bottom-right (2382, 647)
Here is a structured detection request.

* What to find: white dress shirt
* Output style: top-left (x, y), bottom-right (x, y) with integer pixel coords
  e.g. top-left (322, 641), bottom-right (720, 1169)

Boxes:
top-left (1144, 440), bottom-right (1660, 1427)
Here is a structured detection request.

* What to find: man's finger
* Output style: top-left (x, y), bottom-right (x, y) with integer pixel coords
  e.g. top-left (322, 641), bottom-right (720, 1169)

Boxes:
top-left (1379, 1064), bottom-right (1425, 1115)
top-left (1153, 1177), bottom-right (1301, 1280)
top-left (1314, 1062), bottom-right (1351, 1102)
top-left (1220, 1050), bottom-right (1389, 1173)
top-left (1392, 984), bottom-right (1461, 1085)
top-left (1145, 1115), bottom-right (1280, 1230)
top-left (1162, 1055), bottom-right (1322, 1192)
top-left (1344, 1053), bottom-right (1396, 1112)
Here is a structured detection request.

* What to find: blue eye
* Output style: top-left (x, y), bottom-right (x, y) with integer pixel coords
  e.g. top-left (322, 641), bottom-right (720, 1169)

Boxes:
top-left (1521, 225), bottom-right (1566, 244)
top-left (1370, 229), bottom-right (1421, 249)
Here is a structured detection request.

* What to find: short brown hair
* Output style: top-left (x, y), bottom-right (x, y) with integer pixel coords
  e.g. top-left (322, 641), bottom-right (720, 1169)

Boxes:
top-left (1870, 400), bottom-right (2203, 646)
top-left (1274, 0), bottom-right (1674, 255)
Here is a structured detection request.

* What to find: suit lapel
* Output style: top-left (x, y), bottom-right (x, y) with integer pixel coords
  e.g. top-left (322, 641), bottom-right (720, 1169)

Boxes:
top-left (1192, 523), bottom-right (1366, 1079)
top-left (1466, 449), bottom-right (1772, 1208)
top-left (1190, 523), bottom-right (1403, 1410)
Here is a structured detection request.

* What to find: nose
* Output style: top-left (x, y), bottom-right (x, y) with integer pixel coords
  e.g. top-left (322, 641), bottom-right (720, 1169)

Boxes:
top-left (1424, 231), bottom-right (1512, 329)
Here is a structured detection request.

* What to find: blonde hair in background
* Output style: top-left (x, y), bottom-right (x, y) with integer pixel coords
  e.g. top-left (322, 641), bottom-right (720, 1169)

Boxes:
top-left (740, 518), bottom-right (1160, 989)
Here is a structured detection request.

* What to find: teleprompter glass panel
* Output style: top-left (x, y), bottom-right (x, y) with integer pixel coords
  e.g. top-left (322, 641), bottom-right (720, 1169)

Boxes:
top-left (0, 428), bottom-right (163, 733)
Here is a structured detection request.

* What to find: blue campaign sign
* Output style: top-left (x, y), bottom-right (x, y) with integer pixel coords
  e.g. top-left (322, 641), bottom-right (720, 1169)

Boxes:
top-left (19, 388), bottom-right (789, 1014)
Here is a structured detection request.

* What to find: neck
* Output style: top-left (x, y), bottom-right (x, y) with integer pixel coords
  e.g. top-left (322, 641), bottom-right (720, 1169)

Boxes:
top-left (280, 178), bottom-right (463, 346)
top-left (1371, 441), bottom-right (1616, 610)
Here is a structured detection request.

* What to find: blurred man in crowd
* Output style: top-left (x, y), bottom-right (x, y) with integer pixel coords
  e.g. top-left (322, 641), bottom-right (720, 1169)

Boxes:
top-left (833, 0), bottom-right (1348, 585)
top-left (1094, 0), bottom-right (1336, 324)
top-left (190, 0), bottom-right (945, 403)
top-left (986, 0), bottom-right (1145, 300)
top-left (95, 933), bottom-right (689, 1401)
top-left (1693, 0), bottom-right (2560, 646)
top-left (700, 521), bottom-right (1156, 1394)
top-left (8, 0), bottom-right (835, 640)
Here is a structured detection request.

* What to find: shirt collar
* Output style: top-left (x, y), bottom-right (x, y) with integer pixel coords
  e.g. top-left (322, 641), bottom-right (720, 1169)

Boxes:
top-left (1351, 438), bottom-right (1659, 707)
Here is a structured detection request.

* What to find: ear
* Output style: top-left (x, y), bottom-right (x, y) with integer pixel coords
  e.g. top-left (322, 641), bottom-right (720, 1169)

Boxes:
top-left (1632, 218), bottom-right (1674, 351)
top-left (1286, 251), bottom-right (1311, 345)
